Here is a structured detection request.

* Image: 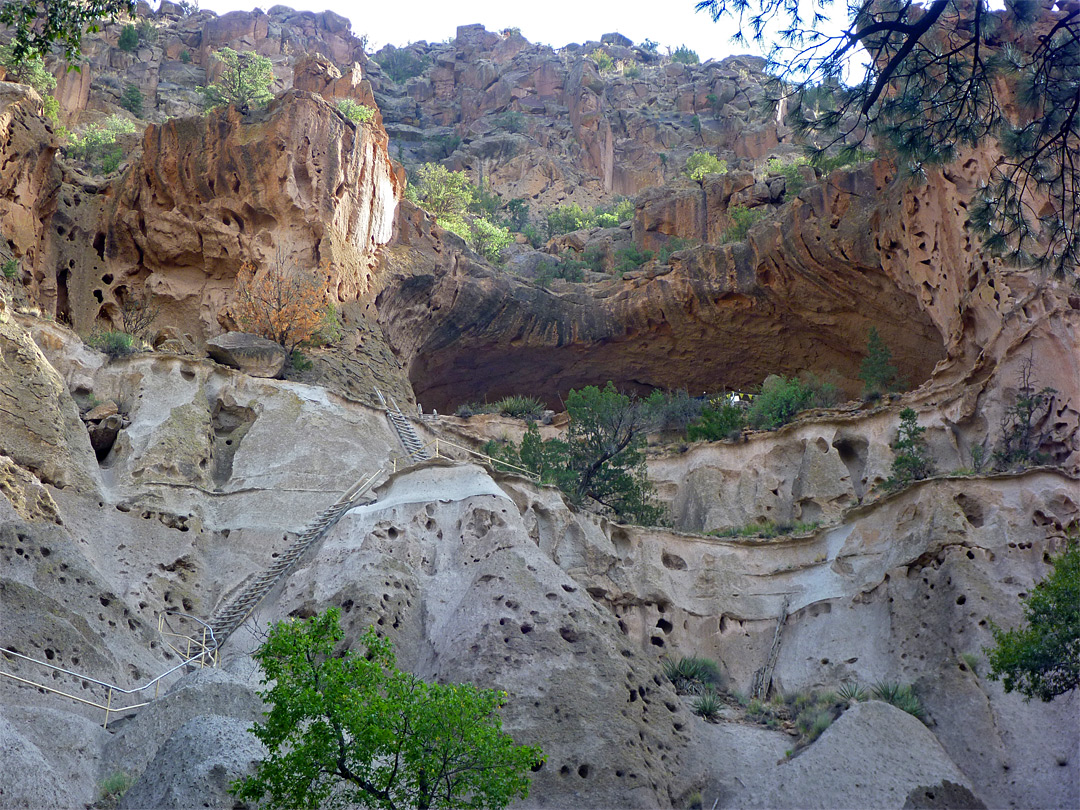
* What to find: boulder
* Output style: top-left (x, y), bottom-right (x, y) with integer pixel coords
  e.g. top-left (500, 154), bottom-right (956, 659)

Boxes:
top-left (206, 332), bottom-right (287, 378)
top-left (119, 715), bottom-right (266, 810)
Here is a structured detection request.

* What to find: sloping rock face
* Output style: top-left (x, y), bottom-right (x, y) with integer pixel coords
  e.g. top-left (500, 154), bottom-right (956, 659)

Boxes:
top-left (41, 89), bottom-right (398, 342)
top-left (48, 4), bottom-right (367, 125)
top-left (371, 25), bottom-right (786, 208)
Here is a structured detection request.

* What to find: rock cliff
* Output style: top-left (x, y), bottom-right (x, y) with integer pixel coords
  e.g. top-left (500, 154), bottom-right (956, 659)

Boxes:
top-left (0, 5), bottom-right (1077, 810)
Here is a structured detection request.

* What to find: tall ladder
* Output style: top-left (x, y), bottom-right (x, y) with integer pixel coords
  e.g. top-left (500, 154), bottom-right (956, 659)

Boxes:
top-left (207, 469), bottom-right (384, 646)
top-left (377, 389), bottom-right (431, 461)
top-left (751, 599), bottom-right (790, 700)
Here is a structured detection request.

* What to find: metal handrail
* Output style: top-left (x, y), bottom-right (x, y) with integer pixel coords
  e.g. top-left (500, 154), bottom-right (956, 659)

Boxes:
top-left (0, 611), bottom-right (217, 727)
top-left (387, 436), bottom-right (539, 481)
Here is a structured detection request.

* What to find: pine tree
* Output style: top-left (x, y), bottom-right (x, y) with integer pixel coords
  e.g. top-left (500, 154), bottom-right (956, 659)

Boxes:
top-left (858, 327), bottom-right (901, 399)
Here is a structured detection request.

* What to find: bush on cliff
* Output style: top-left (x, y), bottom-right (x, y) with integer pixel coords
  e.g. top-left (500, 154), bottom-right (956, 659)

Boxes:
top-left (987, 537), bottom-right (1080, 702)
top-left (231, 608), bottom-right (543, 810)
top-left (200, 48), bottom-right (273, 113)
top-left (486, 383), bottom-right (666, 525)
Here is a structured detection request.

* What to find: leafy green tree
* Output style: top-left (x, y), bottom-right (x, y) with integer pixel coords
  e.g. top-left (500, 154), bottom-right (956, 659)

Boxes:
top-left (201, 48), bottom-right (274, 113)
top-left (858, 326), bottom-right (902, 399)
top-left (486, 384), bottom-right (664, 524)
top-left (695, 0), bottom-right (1079, 277)
top-left (65, 114), bottom-right (138, 172)
top-left (408, 163), bottom-right (475, 221)
top-left (687, 403), bottom-right (746, 442)
top-left (376, 45), bottom-right (429, 84)
top-left (883, 408), bottom-right (934, 490)
top-left (683, 151), bottom-right (728, 181)
top-left (468, 217), bottom-right (512, 263)
top-left (231, 608), bottom-right (543, 810)
top-left (747, 375), bottom-right (813, 429)
top-left (564, 383), bottom-right (665, 524)
top-left (987, 540), bottom-right (1080, 702)
top-left (337, 99), bottom-right (375, 123)
top-left (0, 0), bottom-right (134, 61)
top-left (720, 205), bottom-right (767, 243)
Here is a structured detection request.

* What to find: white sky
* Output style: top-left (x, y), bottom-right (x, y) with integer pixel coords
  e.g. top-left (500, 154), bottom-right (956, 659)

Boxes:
top-left (198, 0), bottom-right (770, 62)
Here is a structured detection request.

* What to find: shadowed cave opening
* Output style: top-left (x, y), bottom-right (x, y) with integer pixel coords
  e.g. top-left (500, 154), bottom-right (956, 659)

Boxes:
top-left (405, 307), bottom-right (946, 414)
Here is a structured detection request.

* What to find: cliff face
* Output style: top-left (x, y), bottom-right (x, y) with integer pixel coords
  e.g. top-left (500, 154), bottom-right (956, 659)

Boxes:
top-left (0, 6), bottom-right (1077, 810)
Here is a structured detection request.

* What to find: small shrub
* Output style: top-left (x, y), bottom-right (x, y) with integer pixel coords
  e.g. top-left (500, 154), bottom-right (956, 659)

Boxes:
top-left (766, 155), bottom-right (810, 196)
top-left (613, 243), bottom-right (653, 276)
top-left (309, 304), bottom-right (344, 346)
top-left (960, 652), bottom-right (981, 676)
top-left (992, 359), bottom-right (1057, 470)
top-left (120, 83), bottom-right (142, 116)
top-left (883, 408), bottom-right (934, 490)
top-left (720, 205), bottom-right (768, 243)
top-left (87, 331), bottom-right (136, 358)
top-left (623, 62), bottom-right (641, 79)
top-left (687, 403), bottom-right (746, 442)
top-left (493, 110), bottom-right (525, 133)
top-left (657, 236), bottom-right (697, 264)
top-left (671, 45), bottom-right (699, 64)
top-left (521, 223), bottom-right (544, 249)
top-left (870, 680), bottom-right (925, 720)
top-left (117, 24), bottom-right (139, 52)
top-left (492, 395), bottom-right (545, 419)
top-left (377, 46), bottom-right (429, 84)
top-left (64, 115), bottom-right (139, 171)
top-left (797, 709), bottom-right (834, 742)
top-left (644, 389), bottom-right (705, 432)
top-left (692, 688), bottom-right (722, 721)
top-left (2, 258), bottom-right (17, 280)
top-left (683, 152), bottom-right (728, 181)
top-left (289, 349), bottom-right (313, 371)
top-left (468, 217), bottom-right (513, 263)
top-left (180, 49), bottom-right (192, 63)
top-left (589, 48), bottom-right (615, 74)
top-left (639, 39), bottom-right (659, 53)
top-left (747, 375), bottom-right (813, 430)
top-left (336, 99), bottom-right (375, 123)
top-left (98, 771), bottom-right (134, 807)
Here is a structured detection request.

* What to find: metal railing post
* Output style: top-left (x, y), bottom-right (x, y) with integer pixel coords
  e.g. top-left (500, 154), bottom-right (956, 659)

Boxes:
top-left (103, 687), bottom-right (112, 729)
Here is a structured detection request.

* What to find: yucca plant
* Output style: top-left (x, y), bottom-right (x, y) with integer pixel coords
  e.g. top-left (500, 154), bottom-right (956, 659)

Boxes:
top-left (692, 688), bottom-right (722, 721)
top-left (837, 681), bottom-right (867, 704)
top-left (492, 395), bottom-right (545, 419)
top-left (662, 656), bottom-right (722, 695)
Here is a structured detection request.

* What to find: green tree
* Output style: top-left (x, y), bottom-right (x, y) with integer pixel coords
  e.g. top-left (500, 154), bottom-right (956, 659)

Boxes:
top-left (747, 375), bottom-right (813, 429)
top-left (987, 540), bottom-right (1080, 702)
top-left (468, 217), bottom-right (512, 263)
top-left (564, 383), bottom-right (665, 524)
top-left (407, 163), bottom-right (475, 221)
top-left (120, 83), bottom-right (142, 115)
top-left (993, 359), bottom-right (1058, 471)
top-left (0, 0), bottom-right (134, 61)
top-left (201, 48), bottom-right (274, 113)
top-left (695, 0), bottom-right (1079, 277)
top-left (884, 408), bottom-right (934, 490)
top-left (116, 22), bottom-right (137, 51)
top-left (671, 44), bottom-right (699, 64)
top-left (683, 151), bottom-right (728, 181)
top-left (687, 402), bottom-right (746, 442)
top-left (337, 99), bottom-right (375, 123)
top-left (231, 608), bottom-right (543, 810)
top-left (858, 326), bottom-right (902, 398)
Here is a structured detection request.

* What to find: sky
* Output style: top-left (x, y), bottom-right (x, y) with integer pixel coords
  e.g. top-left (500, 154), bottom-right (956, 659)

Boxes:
top-left (198, 0), bottom-right (775, 63)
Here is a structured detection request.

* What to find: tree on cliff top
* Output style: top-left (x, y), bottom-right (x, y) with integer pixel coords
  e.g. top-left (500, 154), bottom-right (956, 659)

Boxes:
top-left (695, 0), bottom-right (1079, 278)
top-left (231, 608), bottom-right (543, 810)
top-left (201, 48), bottom-right (274, 113)
top-left (0, 0), bottom-right (134, 61)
